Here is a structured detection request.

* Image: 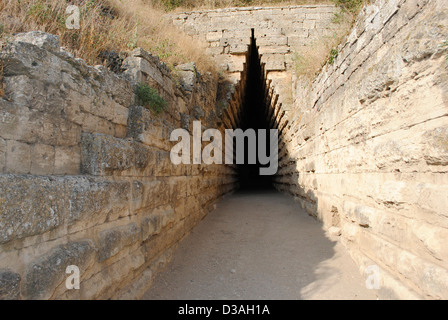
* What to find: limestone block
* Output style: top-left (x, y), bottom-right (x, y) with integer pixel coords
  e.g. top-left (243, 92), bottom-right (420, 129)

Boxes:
top-left (0, 176), bottom-right (66, 243)
top-left (206, 31), bottom-right (222, 42)
top-left (175, 62), bottom-right (198, 92)
top-left (223, 29), bottom-right (252, 40)
top-left (111, 104), bottom-right (129, 127)
top-left (132, 180), bottom-right (168, 211)
top-left (141, 205), bottom-right (176, 242)
top-left (6, 140), bottom-right (31, 174)
top-left (1, 40), bottom-right (64, 86)
top-left (67, 177), bottom-right (130, 226)
top-left (219, 37), bottom-right (250, 49)
top-left (97, 223), bottom-right (140, 262)
top-left (303, 20), bottom-right (316, 29)
top-left (22, 240), bottom-right (95, 299)
top-left (259, 45), bottom-right (290, 55)
top-left (0, 270), bottom-right (21, 300)
top-left (306, 13), bottom-right (321, 20)
top-left (229, 44), bottom-right (249, 55)
top-left (81, 133), bottom-right (145, 175)
top-left (81, 113), bottom-right (115, 137)
top-left (127, 106), bottom-right (171, 151)
top-left (227, 56), bottom-right (246, 73)
top-left (261, 54), bottom-right (286, 71)
top-left (423, 126), bottom-right (448, 166)
top-left (13, 31), bottom-right (60, 53)
top-left (0, 99), bottom-right (33, 142)
top-left (288, 9), bottom-right (307, 20)
top-left (122, 56), bottom-right (164, 87)
top-left (256, 36), bottom-right (288, 46)
top-left (141, 213), bottom-right (161, 242)
top-left (31, 144), bottom-right (55, 175)
top-left (0, 138), bottom-right (6, 173)
top-left (54, 146), bottom-right (81, 175)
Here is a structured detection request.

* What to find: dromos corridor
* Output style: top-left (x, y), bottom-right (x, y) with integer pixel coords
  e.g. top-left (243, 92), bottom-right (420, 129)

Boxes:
top-left (143, 190), bottom-right (376, 300)
top-left (142, 32), bottom-right (376, 300)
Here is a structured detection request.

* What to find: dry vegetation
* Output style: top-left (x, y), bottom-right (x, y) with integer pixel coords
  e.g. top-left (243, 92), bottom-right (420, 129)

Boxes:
top-left (292, 0), bottom-right (366, 80)
top-left (292, 20), bottom-right (351, 80)
top-left (0, 0), bottom-right (365, 78)
top-left (0, 0), bottom-right (216, 72)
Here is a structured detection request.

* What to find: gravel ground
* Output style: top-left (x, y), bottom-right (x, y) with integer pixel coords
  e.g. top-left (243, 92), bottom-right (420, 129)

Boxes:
top-left (143, 189), bottom-right (377, 300)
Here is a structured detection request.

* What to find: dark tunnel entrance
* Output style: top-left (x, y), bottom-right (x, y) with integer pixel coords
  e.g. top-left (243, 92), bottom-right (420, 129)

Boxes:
top-left (237, 29), bottom-right (274, 190)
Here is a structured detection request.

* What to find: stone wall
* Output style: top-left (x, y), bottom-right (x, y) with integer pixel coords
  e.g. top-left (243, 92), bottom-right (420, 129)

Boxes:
top-left (0, 32), bottom-right (237, 299)
top-left (170, 5), bottom-right (343, 110)
top-left (274, 0), bottom-right (448, 299)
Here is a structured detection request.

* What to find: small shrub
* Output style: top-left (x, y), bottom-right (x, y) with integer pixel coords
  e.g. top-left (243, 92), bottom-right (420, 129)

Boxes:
top-left (136, 83), bottom-right (167, 114)
top-left (332, 0), bottom-right (365, 16)
top-left (328, 48), bottom-right (338, 65)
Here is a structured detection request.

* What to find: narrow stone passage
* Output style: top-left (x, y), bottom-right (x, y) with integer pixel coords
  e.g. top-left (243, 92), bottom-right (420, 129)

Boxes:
top-left (143, 190), bottom-right (376, 300)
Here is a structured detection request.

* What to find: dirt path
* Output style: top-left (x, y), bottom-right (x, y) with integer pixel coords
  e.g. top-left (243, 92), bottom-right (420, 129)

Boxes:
top-left (143, 190), bottom-right (377, 300)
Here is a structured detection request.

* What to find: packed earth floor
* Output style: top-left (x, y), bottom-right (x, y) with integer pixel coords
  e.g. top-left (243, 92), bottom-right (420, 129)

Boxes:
top-left (143, 189), bottom-right (377, 300)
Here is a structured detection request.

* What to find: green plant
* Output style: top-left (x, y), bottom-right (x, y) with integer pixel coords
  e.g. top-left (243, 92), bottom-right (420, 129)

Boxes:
top-left (127, 28), bottom-right (139, 50)
top-left (332, 0), bottom-right (365, 16)
top-left (160, 0), bottom-right (185, 11)
top-left (332, 12), bottom-right (345, 24)
top-left (136, 83), bottom-right (167, 114)
top-left (328, 48), bottom-right (338, 65)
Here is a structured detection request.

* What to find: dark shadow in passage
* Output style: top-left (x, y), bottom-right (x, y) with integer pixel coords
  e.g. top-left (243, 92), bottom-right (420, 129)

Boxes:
top-left (238, 29), bottom-right (274, 191)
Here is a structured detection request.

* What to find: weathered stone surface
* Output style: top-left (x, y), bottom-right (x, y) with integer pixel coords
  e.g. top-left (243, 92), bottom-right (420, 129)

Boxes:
top-left (0, 29), bottom-right (235, 301)
top-left (0, 175), bottom-right (133, 244)
top-left (97, 223), bottom-right (140, 262)
top-left (423, 126), bottom-right (448, 166)
top-left (67, 177), bottom-right (130, 225)
top-left (0, 175), bottom-right (65, 244)
top-left (132, 180), bottom-right (169, 211)
top-left (31, 144), bottom-right (55, 175)
top-left (0, 270), bottom-right (21, 300)
top-left (175, 62), bottom-right (198, 92)
top-left (13, 31), bottom-right (60, 53)
top-left (170, 5), bottom-right (341, 79)
top-left (81, 133), bottom-right (135, 175)
top-left (5, 140), bottom-right (31, 174)
top-left (54, 146), bottom-right (81, 175)
top-left (126, 106), bottom-right (172, 151)
top-left (23, 240), bottom-right (95, 300)
top-left (0, 138), bottom-right (5, 173)
top-left (275, 0), bottom-right (448, 299)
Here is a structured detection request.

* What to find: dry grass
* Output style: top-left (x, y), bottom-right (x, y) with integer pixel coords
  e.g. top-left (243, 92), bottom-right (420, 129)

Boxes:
top-left (0, 0), bottom-right (364, 77)
top-left (0, 0), bottom-right (215, 72)
top-left (109, 0), bottom-right (216, 72)
top-left (292, 7), bottom-right (356, 80)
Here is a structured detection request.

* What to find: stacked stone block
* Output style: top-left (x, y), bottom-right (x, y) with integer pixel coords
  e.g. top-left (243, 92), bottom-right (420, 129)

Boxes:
top-left (0, 32), bottom-right (237, 299)
top-left (274, 0), bottom-right (448, 299)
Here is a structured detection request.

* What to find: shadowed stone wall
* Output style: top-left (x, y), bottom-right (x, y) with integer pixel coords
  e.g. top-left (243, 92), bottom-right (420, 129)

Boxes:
top-left (274, 0), bottom-right (448, 299)
top-left (0, 32), bottom-right (237, 299)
